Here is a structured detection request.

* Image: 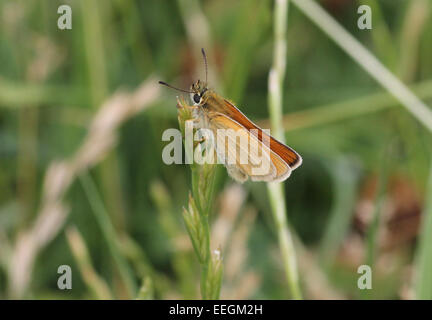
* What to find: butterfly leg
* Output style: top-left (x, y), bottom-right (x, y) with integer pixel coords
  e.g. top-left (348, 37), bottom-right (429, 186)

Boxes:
top-left (193, 128), bottom-right (211, 149)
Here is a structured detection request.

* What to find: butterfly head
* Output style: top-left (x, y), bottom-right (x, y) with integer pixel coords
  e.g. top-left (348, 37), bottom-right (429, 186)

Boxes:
top-left (190, 79), bottom-right (208, 105)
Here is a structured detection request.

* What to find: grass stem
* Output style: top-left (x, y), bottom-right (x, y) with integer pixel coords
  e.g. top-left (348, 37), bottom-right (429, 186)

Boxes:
top-left (267, 0), bottom-right (302, 299)
top-left (177, 100), bottom-right (220, 299)
top-left (415, 162), bottom-right (432, 299)
top-left (291, 0), bottom-right (432, 133)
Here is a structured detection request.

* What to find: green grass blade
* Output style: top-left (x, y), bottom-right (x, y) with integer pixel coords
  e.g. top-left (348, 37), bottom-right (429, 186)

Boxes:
top-left (415, 164), bottom-right (432, 299)
top-left (320, 158), bottom-right (359, 264)
top-left (79, 172), bottom-right (137, 298)
top-left (291, 0), bottom-right (432, 133)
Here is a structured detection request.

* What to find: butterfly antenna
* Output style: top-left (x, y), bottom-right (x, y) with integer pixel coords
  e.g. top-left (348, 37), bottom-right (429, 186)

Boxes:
top-left (158, 81), bottom-right (193, 94)
top-left (201, 48), bottom-right (208, 84)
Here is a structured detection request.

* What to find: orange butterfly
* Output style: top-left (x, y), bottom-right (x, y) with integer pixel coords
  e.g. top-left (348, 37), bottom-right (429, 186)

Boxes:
top-left (159, 49), bottom-right (302, 183)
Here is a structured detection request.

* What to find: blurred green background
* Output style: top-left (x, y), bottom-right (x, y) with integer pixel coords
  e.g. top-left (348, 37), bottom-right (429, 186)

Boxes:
top-left (1, 0), bottom-right (432, 299)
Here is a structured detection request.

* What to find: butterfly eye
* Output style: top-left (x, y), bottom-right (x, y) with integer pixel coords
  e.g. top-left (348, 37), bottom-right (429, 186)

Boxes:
top-left (193, 94), bottom-right (201, 104)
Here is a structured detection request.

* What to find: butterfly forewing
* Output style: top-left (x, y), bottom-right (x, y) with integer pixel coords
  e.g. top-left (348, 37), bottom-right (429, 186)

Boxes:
top-left (208, 111), bottom-right (292, 182)
top-left (220, 99), bottom-right (302, 170)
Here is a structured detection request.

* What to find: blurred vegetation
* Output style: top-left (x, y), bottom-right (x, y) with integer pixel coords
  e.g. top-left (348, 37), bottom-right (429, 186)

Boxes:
top-left (0, 0), bottom-right (432, 299)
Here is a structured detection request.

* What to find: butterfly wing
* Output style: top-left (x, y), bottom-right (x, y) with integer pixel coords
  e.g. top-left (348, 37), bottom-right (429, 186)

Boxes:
top-left (221, 99), bottom-right (302, 170)
top-left (208, 111), bottom-right (292, 182)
